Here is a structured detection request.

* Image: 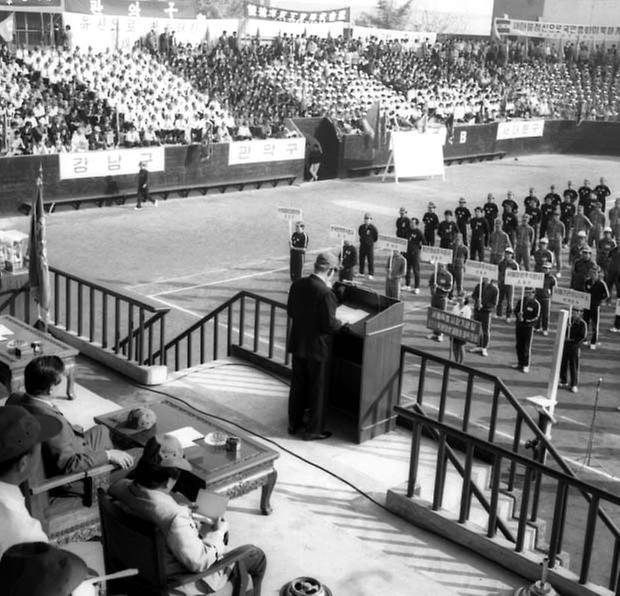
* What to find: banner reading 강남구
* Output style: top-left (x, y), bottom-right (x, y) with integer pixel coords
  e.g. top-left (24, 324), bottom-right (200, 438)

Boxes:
top-left (59, 147), bottom-right (165, 180)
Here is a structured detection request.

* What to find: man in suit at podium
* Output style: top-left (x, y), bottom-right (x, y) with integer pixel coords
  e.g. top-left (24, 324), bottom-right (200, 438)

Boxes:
top-left (287, 252), bottom-right (343, 441)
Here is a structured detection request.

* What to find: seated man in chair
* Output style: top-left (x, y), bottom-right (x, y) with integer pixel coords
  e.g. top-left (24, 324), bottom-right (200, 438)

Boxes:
top-left (109, 434), bottom-right (267, 595)
top-left (7, 356), bottom-right (134, 476)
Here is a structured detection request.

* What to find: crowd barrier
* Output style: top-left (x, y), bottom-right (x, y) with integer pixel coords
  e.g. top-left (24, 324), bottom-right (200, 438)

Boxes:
top-left (2, 119), bottom-right (619, 213)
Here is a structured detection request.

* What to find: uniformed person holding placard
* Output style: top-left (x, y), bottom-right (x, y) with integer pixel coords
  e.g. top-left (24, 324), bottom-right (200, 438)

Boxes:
top-left (469, 207), bottom-right (488, 262)
top-left (584, 269), bottom-right (609, 349)
top-left (560, 308), bottom-right (588, 393)
top-left (339, 240), bottom-right (357, 282)
top-left (470, 276), bottom-right (499, 357)
top-left (358, 213), bottom-right (378, 279)
top-left (405, 218), bottom-right (424, 293)
top-left (497, 247), bottom-right (519, 321)
top-left (513, 287), bottom-right (541, 373)
top-left (426, 263), bottom-right (453, 342)
top-left (535, 262), bottom-right (556, 336)
top-left (289, 221), bottom-right (308, 282)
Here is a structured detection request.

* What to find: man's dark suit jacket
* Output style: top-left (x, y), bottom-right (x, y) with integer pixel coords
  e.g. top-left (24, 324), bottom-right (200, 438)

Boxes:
top-left (287, 274), bottom-right (341, 361)
top-left (6, 393), bottom-right (108, 476)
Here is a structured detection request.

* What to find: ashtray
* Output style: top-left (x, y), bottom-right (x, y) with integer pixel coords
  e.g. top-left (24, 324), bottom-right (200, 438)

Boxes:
top-left (203, 432), bottom-right (228, 447)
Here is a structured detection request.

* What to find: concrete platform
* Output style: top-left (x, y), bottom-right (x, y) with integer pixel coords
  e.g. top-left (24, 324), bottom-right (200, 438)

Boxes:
top-left (69, 355), bottom-right (526, 596)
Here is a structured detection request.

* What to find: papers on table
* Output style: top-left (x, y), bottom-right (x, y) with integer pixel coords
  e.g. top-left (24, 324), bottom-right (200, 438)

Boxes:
top-left (336, 305), bottom-right (369, 325)
top-left (167, 426), bottom-right (204, 448)
top-left (0, 324), bottom-right (14, 341)
top-left (194, 490), bottom-right (229, 521)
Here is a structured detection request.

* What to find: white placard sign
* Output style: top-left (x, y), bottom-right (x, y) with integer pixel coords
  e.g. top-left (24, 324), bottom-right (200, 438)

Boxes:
top-left (277, 207), bottom-right (302, 222)
top-left (496, 120), bottom-right (545, 140)
top-left (329, 225), bottom-right (356, 242)
top-left (552, 287), bottom-right (591, 310)
top-left (420, 246), bottom-right (453, 265)
top-left (465, 261), bottom-right (499, 280)
top-left (228, 138), bottom-right (305, 166)
top-left (391, 131), bottom-right (445, 179)
top-left (58, 147), bottom-right (165, 180)
top-left (505, 269), bottom-right (545, 289)
top-left (376, 234), bottom-right (407, 252)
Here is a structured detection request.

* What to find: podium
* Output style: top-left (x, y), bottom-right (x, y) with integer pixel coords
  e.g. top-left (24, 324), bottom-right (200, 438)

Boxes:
top-left (330, 283), bottom-right (405, 443)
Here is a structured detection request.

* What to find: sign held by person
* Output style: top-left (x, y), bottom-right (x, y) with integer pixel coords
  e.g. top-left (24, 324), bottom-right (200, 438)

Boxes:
top-left (426, 307), bottom-right (481, 344)
top-left (277, 207), bottom-right (303, 222)
top-left (420, 246), bottom-right (452, 265)
top-left (376, 234), bottom-right (407, 252)
top-left (505, 269), bottom-right (545, 289)
top-left (329, 225), bottom-right (356, 242)
top-left (552, 287), bottom-right (591, 310)
top-left (465, 261), bottom-right (498, 280)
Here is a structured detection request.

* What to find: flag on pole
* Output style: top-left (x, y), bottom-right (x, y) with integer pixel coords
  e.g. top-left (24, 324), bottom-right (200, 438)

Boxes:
top-left (29, 167), bottom-right (50, 321)
top-left (0, 13), bottom-right (14, 43)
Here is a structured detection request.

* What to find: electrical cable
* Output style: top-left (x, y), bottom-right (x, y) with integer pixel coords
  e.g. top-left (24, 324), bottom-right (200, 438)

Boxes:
top-left (124, 363), bottom-right (394, 515)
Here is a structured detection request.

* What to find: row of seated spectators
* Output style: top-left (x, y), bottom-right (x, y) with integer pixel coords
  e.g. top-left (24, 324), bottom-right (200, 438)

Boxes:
top-left (2, 32), bottom-right (619, 155)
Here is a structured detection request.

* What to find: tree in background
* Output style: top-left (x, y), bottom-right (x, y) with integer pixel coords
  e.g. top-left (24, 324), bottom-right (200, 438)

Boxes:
top-left (356, 0), bottom-right (414, 30)
top-left (196, 0), bottom-right (246, 18)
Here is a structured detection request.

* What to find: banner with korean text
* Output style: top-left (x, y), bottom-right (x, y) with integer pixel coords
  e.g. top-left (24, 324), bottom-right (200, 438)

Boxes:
top-left (246, 3), bottom-right (350, 23)
top-left (464, 261), bottom-right (499, 280)
top-left (228, 138), bottom-right (305, 166)
top-left (329, 225), bottom-right (356, 242)
top-left (494, 17), bottom-right (620, 42)
top-left (59, 147), bottom-right (165, 180)
top-left (505, 269), bottom-right (545, 289)
top-left (420, 246), bottom-right (452, 265)
top-left (376, 235), bottom-right (407, 252)
top-left (426, 307), bottom-right (481, 344)
top-left (552, 287), bottom-right (591, 310)
top-left (496, 120), bottom-right (545, 141)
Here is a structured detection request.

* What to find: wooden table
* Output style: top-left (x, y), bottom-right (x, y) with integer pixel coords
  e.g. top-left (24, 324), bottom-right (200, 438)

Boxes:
top-left (0, 315), bottom-right (78, 399)
top-left (95, 399), bottom-right (279, 515)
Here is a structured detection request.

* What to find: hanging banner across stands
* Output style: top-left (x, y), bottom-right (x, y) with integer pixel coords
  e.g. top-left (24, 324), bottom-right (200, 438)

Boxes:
top-left (349, 25), bottom-right (436, 45)
top-left (505, 269), bottom-right (545, 289)
top-left (496, 120), bottom-right (545, 141)
top-left (0, 0), bottom-right (60, 6)
top-left (329, 225), bottom-right (356, 242)
top-left (420, 246), bottom-right (452, 265)
top-left (426, 307), bottom-right (481, 344)
top-left (376, 235), bottom-right (407, 252)
top-left (246, 3), bottom-right (350, 23)
top-left (464, 261), bottom-right (498, 280)
top-left (552, 287), bottom-right (591, 310)
top-left (58, 147), bottom-right (165, 180)
top-left (390, 131), bottom-right (444, 180)
top-left (228, 138), bottom-right (305, 166)
top-left (494, 17), bottom-right (620, 42)
top-left (65, 0), bottom-right (195, 18)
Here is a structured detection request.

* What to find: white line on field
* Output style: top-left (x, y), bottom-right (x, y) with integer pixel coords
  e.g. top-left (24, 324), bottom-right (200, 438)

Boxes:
top-left (126, 268), bottom-right (229, 290)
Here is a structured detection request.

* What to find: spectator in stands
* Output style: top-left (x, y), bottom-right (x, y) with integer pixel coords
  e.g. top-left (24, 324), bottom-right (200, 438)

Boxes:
top-left (110, 435), bottom-right (267, 594)
top-left (6, 356), bottom-right (134, 477)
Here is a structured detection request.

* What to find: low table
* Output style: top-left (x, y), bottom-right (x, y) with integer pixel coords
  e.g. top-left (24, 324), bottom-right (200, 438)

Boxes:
top-left (95, 399), bottom-right (279, 515)
top-left (0, 315), bottom-right (77, 399)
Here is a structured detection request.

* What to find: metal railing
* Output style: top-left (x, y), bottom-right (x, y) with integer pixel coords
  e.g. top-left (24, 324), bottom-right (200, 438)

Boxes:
top-left (49, 266), bottom-right (169, 366)
top-left (158, 291), bottom-right (289, 371)
top-left (398, 345), bottom-right (620, 591)
top-left (0, 285), bottom-right (32, 323)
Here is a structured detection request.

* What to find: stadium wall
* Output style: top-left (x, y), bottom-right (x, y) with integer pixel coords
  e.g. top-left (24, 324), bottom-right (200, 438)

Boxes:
top-left (0, 143), bottom-right (305, 213)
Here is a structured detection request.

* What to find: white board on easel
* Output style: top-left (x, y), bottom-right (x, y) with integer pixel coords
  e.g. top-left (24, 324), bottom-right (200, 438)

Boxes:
top-left (382, 131), bottom-right (445, 183)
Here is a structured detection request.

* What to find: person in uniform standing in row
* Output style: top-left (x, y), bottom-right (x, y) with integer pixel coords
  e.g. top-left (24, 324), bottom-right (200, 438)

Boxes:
top-left (513, 287), bottom-right (541, 373)
top-left (395, 207), bottom-right (411, 239)
top-left (404, 218), bottom-right (424, 293)
top-left (560, 191), bottom-right (576, 245)
top-left (423, 202), bottom-right (439, 247)
top-left (450, 233), bottom-right (468, 296)
top-left (571, 244), bottom-right (598, 292)
top-left (469, 206), bottom-right (488, 262)
top-left (502, 202), bottom-right (518, 248)
top-left (609, 198), bottom-right (620, 240)
top-left (597, 227), bottom-right (616, 288)
top-left (385, 249), bottom-right (407, 299)
top-left (594, 177), bottom-right (611, 213)
top-left (489, 218), bottom-right (511, 265)
top-left (470, 275), bottom-right (498, 358)
top-left (449, 294), bottom-right (472, 364)
top-left (535, 262), bottom-right (556, 336)
top-left (588, 201), bottom-right (606, 247)
top-left (497, 247), bottom-right (519, 321)
top-left (502, 190), bottom-right (518, 215)
top-left (584, 268), bottom-right (609, 350)
top-left (455, 197), bottom-right (471, 246)
top-left (426, 263), bottom-right (453, 342)
top-left (135, 161), bottom-right (157, 210)
top-left (358, 212), bottom-right (378, 279)
top-left (570, 204), bottom-right (592, 248)
top-left (289, 221), bottom-right (308, 282)
top-left (339, 240), bottom-right (357, 282)
top-left (539, 194), bottom-right (555, 240)
top-left (514, 214), bottom-right (534, 271)
top-left (559, 308), bottom-right (588, 393)
top-left (533, 237), bottom-right (554, 272)
top-left (438, 210), bottom-right (458, 249)
top-left (546, 210), bottom-right (565, 277)
top-left (483, 193), bottom-right (499, 247)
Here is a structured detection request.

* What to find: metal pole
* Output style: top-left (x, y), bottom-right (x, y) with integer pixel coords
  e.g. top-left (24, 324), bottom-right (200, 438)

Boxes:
top-left (585, 378), bottom-right (603, 467)
top-left (547, 309), bottom-right (569, 423)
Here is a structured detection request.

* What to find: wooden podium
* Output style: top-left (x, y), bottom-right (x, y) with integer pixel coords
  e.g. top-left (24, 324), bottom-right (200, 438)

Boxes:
top-left (330, 283), bottom-right (405, 443)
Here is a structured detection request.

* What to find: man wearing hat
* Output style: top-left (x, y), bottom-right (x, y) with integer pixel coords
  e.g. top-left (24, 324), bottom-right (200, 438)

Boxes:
top-left (469, 206), bottom-right (488, 262)
top-left (489, 219), bottom-right (511, 265)
top-left (570, 230), bottom-right (588, 265)
top-left (583, 268), bottom-right (609, 349)
top-left (287, 252), bottom-right (342, 440)
top-left (289, 221), bottom-right (308, 282)
top-left (438, 210), bottom-right (458, 250)
top-left (560, 191), bottom-right (576, 245)
top-left (395, 206), bottom-right (411, 240)
top-left (454, 197), bottom-right (471, 246)
top-left (358, 213), bottom-right (378, 279)
top-left (135, 160), bottom-right (157, 210)
top-left (470, 275), bottom-right (499, 357)
top-left (570, 204), bottom-right (592, 248)
top-left (513, 287), bottom-right (541, 373)
top-left (497, 247), bottom-right (518, 321)
top-left (571, 245), bottom-right (598, 292)
top-left (7, 356), bottom-right (134, 476)
top-left (483, 194), bottom-right (499, 247)
top-left (560, 307), bottom-right (588, 393)
top-left (546, 210), bottom-right (565, 277)
top-left (109, 435), bottom-right (267, 595)
top-left (597, 227), bottom-right (616, 284)
top-left (535, 262), bottom-right (556, 336)
top-left (533, 237), bottom-right (554, 272)
top-left (423, 202), bottom-right (439, 247)
top-left (404, 217), bottom-right (424, 293)
top-left (0, 406), bottom-right (61, 558)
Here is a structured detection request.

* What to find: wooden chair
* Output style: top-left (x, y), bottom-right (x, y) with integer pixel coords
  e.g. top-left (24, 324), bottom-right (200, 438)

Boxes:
top-left (97, 489), bottom-right (255, 596)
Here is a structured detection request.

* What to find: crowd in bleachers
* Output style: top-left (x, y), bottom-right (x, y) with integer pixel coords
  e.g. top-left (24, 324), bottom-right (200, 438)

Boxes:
top-left (1, 29), bottom-right (619, 156)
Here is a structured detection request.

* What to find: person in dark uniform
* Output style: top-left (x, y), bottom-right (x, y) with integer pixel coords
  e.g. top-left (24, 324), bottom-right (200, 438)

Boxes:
top-left (396, 207), bottom-right (411, 239)
top-left (423, 202), bottom-right (439, 247)
top-left (135, 161), bottom-right (157, 209)
top-left (559, 308), bottom-right (587, 393)
top-left (497, 247), bottom-right (519, 320)
top-left (289, 221), bottom-right (308, 282)
top-left (483, 193), bottom-right (499, 247)
top-left (287, 252), bottom-right (342, 440)
top-left (578, 179), bottom-right (593, 214)
top-left (524, 187), bottom-right (540, 212)
top-left (502, 190), bottom-right (518, 215)
top-left (339, 240), bottom-right (357, 282)
top-left (543, 185), bottom-right (561, 209)
top-left (455, 197), bottom-right (471, 246)
top-left (501, 203), bottom-right (518, 248)
top-left (571, 245), bottom-right (598, 291)
top-left (563, 181), bottom-right (578, 206)
top-left (525, 195), bottom-right (542, 251)
top-left (533, 237), bottom-right (554, 272)
top-left (450, 233), bottom-right (468, 296)
top-left (405, 218), bottom-right (424, 293)
top-left (560, 192), bottom-right (576, 245)
top-left (584, 268), bottom-right (609, 349)
top-left (469, 276), bottom-right (499, 357)
top-left (358, 212), bottom-right (378, 278)
top-left (535, 262), bottom-right (556, 336)
top-left (469, 207), bottom-right (487, 262)
top-left (438, 210), bottom-right (458, 249)
top-left (426, 263), bottom-right (453, 342)
top-left (513, 287), bottom-right (540, 373)
top-left (385, 250), bottom-right (407, 299)
top-left (593, 177), bottom-right (611, 212)
top-left (539, 194), bottom-right (555, 240)
top-left (597, 227), bottom-right (617, 287)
